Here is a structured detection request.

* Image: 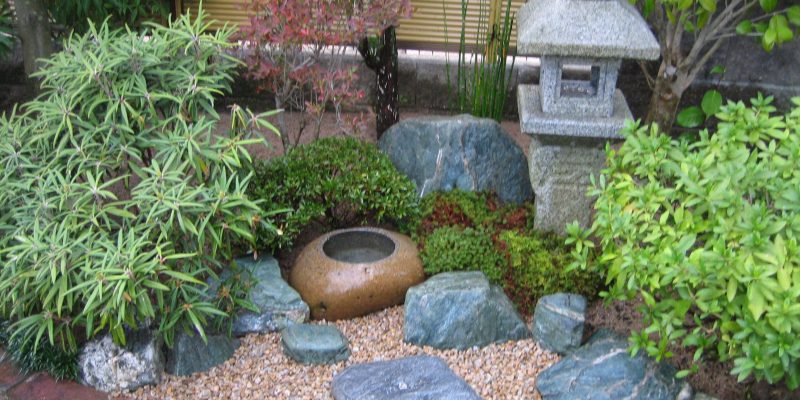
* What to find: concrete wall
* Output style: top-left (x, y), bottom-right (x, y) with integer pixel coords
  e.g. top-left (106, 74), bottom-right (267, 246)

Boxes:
top-left (2, 35), bottom-right (798, 118)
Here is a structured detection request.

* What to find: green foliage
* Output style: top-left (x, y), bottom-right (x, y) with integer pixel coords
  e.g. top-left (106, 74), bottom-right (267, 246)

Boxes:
top-left (0, 320), bottom-right (78, 381)
top-left (414, 190), bottom-right (534, 237)
top-left (445, 0), bottom-right (515, 121)
top-left (419, 226), bottom-right (504, 283)
top-left (0, 0), bottom-right (13, 59)
top-left (568, 95), bottom-right (800, 388)
top-left (414, 190), bottom-right (593, 313)
top-left (249, 137), bottom-right (419, 251)
top-left (501, 230), bottom-right (601, 313)
top-left (45, 0), bottom-right (169, 34)
top-left (676, 67), bottom-right (725, 129)
top-left (0, 8), bottom-right (278, 368)
top-left (635, 0), bottom-right (799, 50)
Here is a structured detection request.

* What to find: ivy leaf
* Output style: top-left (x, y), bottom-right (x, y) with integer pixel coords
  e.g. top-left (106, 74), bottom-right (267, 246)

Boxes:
top-left (748, 287), bottom-right (766, 320)
top-left (773, 15), bottom-right (794, 42)
top-left (759, 0), bottom-right (777, 12)
top-left (698, 0), bottom-right (716, 13)
top-left (762, 26), bottom-right (777, 51)
top-left (736, 20), bottom-right (753, 34)
top-left (788, 6), bottom-right (800, 26)
top-left (677, 107), bottom-right (705, 128)
top-left (701, 90), bottom-right (723, 118)
top-left (727, 277), bottom-right (738, 302)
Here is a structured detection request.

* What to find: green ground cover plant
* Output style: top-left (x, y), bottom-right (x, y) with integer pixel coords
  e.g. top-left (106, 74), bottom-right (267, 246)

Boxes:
top-left (420, 226), bottom-right (505, 283)
top-left (249, 137), bottom-right (419, 252)
top-left (415, 190), bottom-right (600, 313)
top-left (0, 9), bottom-right (278, 376)
top-left (568, 95), bottom-right (800, 388)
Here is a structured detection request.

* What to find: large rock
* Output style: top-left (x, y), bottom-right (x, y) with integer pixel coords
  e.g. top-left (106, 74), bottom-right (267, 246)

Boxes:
top-left (404, 271), bottom-right (530, 349)
top-left (165, 331), bottom-right (240, 376)
top-left (536, 329), bottom-right (686, 400)
top-left (78, 329), bottom-right (164, 392)
top-left (532, 293), bottom-right (587, 354)
top-left (331, 355), bottom-right (480, 400)
top-left (210, 256), bottom-right (309, 335)
top-left (378, 115), bottom-right (532, 204)
top-left (281, 324), bottom-right (350, 365)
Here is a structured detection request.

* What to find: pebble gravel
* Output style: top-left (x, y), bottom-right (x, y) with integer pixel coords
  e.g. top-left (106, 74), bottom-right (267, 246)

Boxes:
top-left (121, 306), bottom-right (559, 400)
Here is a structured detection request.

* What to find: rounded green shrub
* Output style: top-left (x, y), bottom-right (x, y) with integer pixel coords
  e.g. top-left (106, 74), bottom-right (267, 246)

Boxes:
top-left (568, 96), bottom-right (800, 388)
top-left (0, 9), bottom-right (277, 370)
top-left (500, 231), bottom-right (600, 313)
top-left (249, 137), bottom-right (419, 252)
top-left (419, 226), bottom-right (504, 283)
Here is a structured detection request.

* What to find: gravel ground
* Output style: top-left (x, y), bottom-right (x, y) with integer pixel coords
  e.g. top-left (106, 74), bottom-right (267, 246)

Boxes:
top-left (122, 306), bottom-right (558, 400)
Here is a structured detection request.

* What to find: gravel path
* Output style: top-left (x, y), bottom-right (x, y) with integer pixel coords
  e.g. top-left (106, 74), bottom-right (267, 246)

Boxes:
top-left (123, 306), bottom-right (558, 400)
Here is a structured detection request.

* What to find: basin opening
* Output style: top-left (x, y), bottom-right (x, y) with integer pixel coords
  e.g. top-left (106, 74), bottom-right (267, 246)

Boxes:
top-left (322, 230), bottom-right (396, 263)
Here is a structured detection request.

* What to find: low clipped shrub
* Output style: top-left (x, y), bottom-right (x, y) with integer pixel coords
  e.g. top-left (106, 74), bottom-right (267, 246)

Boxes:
top-left (0, 9), bottom-right (277, 374)
top-left (568, 96), bottom-right (800, 388)
top-left (500, 231), bottom-right (600, 313)
top-left (249, 137), bottom-right (419, 252)
top-left (419, 226), bottom-right (505, 283)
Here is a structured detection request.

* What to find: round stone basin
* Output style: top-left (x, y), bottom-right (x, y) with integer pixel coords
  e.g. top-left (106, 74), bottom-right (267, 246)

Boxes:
top-left (290, 227), bottom-right (425, 321)
top-left (322, 230), bottom-right (396, 264)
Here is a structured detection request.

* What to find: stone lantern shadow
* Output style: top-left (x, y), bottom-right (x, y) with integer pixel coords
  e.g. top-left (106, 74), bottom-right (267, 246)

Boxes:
top-left (516, 0), bottom-right (660, 234)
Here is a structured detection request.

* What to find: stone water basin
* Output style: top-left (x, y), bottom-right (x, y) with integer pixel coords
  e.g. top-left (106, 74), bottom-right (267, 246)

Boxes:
top-left (290, 227), bottom-right (425, 321)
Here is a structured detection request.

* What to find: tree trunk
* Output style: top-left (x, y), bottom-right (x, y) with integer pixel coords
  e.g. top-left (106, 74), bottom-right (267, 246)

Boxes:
top-left (358, 26), bottom-right (399, 139)
top-left (645, 62), bottom-right (687, 134)
top-left (14, 0), bottom-right (53, 82)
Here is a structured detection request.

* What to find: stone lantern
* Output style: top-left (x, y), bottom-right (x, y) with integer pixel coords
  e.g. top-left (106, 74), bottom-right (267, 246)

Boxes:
top-left (516, 0), bottom-right (660, 234)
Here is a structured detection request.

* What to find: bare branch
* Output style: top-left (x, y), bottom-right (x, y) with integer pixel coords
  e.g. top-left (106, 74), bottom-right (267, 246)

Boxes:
top-left (638, 60), bottom-right (656, 89)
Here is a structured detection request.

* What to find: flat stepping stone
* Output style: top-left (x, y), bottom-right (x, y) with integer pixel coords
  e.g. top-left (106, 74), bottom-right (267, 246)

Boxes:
top-left (404, 271), bottom-right (531, 349)
top-left (281, 324), bottom-right (350, 365)
top-left (532, 293), bottom-right (586, 354)
top-left (331, 355), bottom-right (481, 400)
top-left (536, 329), bottom-right (687, 400)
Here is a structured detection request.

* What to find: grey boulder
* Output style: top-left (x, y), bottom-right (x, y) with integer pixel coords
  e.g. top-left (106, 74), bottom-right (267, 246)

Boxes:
top-left (404, 271), bottom-right (531, 349)
top-left (165, 330), bottom-right (240, 376)
top-left (536, 329), bottom-right (686, 400)
top-left (78, 329), bottom-right (164, 392)
top-left (281, 324), bottom-right (350, 365)
top-left (532, 293), bottom-right (587, 354)
top-left (378, 114), bottom-right (532, 204)
top-left (331, 355), bottom-right (481, 400)
top-left (209, 255), bottom-right (309, 335)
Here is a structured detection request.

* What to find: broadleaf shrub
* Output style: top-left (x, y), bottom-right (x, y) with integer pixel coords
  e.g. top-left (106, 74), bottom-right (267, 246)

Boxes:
top-left (0, 9), bottom-right (277, 364)
top-left (568, 96), bottom-right (800, 388)
top-left (249, 137), bottom-right (419, 252)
